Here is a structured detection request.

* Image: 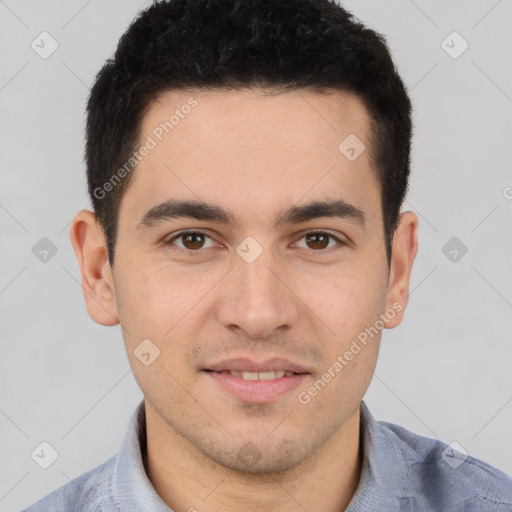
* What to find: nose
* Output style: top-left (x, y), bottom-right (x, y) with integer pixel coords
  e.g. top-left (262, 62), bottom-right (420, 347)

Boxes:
top-left (215, 249), bottom-right (300, 340)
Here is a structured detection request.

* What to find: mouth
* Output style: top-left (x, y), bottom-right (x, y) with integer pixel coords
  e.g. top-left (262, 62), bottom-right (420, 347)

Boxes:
top-left (201, 368), bottom-right (310, 403)
top-left (203, 369), bottom-right (306, 380)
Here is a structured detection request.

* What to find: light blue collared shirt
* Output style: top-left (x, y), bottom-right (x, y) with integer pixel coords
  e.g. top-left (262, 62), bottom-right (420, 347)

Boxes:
top-left (22, 400), bottom-right (512, 511)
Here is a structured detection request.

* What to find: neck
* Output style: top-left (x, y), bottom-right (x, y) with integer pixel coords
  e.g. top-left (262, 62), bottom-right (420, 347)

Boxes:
top-left (144, 403), bottom-right (363, 512)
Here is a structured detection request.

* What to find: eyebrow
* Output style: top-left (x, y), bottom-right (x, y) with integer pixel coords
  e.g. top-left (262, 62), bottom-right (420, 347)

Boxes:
top-left (136, 198), bottom-right (367, 231)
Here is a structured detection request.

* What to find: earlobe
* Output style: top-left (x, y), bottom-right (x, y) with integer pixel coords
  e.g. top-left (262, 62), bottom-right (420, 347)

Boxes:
top-left (69, 210), bottom-right (119, 326)
top-left (384, 210), bottom-right (418, 329)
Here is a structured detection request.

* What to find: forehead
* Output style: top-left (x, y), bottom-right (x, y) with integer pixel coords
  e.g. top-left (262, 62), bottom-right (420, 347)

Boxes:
top-left (145, 86), bottom-right (372, 150)
top-left (120, 87), bottom-right (381, 231)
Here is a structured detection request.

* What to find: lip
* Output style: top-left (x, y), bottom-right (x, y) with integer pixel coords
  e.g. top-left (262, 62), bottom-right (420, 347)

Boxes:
top-left (203, 370), bottom-right (309, 403)
top-left (204, 357), bottom-right (311, 374)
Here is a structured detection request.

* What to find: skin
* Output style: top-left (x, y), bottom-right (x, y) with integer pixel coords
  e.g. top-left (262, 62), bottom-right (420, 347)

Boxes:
top-left (70, 87), bottom-right (418, 512)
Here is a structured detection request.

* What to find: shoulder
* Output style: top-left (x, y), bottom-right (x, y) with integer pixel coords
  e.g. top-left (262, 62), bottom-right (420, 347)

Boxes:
top-left (21, 455), bottom-right (116, 512)
top-left (380, 419), bottom-right (512, 510)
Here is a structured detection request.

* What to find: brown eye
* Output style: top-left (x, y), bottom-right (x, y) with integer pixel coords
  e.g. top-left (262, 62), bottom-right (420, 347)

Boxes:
top-left (165, 230), bottom-right (344, 256)
top-left (181, 232), bottom-right (205, 250)
top-left (166, 231), bottom-right (215, 252)
top-left (296, 231), bottom-right (343, 251)
top-left (305, 232), bottom-right (330, 250)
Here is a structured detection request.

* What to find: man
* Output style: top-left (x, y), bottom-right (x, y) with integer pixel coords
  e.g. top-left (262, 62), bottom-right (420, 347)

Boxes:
top-left (23, 0), bottom-right (512, 510)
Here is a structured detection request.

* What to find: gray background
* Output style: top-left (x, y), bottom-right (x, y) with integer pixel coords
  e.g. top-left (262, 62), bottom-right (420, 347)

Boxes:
top-left (1, 0), bottom-right (511, 510)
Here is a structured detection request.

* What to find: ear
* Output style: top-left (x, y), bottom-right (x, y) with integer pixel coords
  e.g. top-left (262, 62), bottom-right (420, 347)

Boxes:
top-left (69, 210), bottom-right (119, 326)
top-left (384, 210), bottom-right (418, 329)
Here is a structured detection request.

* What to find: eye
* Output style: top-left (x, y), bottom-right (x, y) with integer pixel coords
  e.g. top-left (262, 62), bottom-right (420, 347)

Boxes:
top-left (164, 231), bottom-right (217, 253)
top-left (164, 230), bottom-right (345, 254)
top-left (293, 231), bottom-right (345, 251)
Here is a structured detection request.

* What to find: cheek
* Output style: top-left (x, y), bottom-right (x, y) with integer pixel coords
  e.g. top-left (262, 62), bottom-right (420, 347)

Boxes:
top-left (112, 258), bottom-right (172, 349)
top-left (115, 257), bottom-right (188, 322)
top-left (297, 265), bottom-right (387, 397)
top-left (117, 264), bottom-right (222, 369)
top-left (300, 264), bottom-right (388, 334)
top-left (115, 267), bottom-right (202, 397)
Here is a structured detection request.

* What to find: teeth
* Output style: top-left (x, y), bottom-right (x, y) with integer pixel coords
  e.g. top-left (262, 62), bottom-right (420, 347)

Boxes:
top-left (221, 370), bottom-right (294, 380)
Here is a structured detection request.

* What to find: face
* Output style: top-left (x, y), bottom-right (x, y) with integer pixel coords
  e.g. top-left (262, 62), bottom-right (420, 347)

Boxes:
top-left (76, 87), bottom-right (415, 474)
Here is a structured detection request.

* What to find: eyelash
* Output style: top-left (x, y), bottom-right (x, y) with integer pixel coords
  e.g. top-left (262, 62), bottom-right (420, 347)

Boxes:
top-left (163, 230), bottom-right (346, 255)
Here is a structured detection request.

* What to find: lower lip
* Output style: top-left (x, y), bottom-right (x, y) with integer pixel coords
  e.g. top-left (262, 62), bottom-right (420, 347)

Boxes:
top-left (203, 371), bottom-right (309, 403)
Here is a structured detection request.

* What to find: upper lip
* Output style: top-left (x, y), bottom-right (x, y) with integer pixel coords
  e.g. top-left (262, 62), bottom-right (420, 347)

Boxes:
top-left (204, 357), bottom-right (311, 374)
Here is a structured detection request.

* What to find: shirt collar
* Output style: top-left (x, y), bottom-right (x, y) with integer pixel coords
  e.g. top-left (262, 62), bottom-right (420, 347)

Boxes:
top-left (112, 400), bottom-right (172, 511)
top-left (345, 400), bottom-right (409, 511)
top-left (112, 399), bottom-right (409, 511)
